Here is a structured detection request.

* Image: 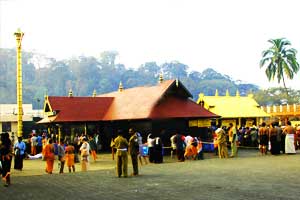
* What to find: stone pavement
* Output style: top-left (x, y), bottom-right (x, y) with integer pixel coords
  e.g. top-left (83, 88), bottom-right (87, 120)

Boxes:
top-left (1, 149), bottom-right (300, 200)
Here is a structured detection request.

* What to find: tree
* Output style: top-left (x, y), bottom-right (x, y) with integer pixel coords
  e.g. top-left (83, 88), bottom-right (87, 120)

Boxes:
top-left (99, 51), bottom-right (119, 67)
top-left (161, 61), bottom-right (188, 79)
top-left (260, 38), bottom-right (299, 96)
top-left (254, 87), bottom-right (300, 106)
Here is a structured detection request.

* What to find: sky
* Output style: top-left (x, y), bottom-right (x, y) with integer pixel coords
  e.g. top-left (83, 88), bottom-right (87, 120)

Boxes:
top-left (1, 0), bottom-right (300, 89)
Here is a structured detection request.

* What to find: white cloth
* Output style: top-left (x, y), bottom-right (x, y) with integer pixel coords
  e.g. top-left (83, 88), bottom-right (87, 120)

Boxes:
top-left (28, 153), bottom-right (43, 160)
top-left (170, 135), bottom-right (176, 149)
top-left (80, 141), bottom-right (90, 161)
top-left (136, 132), bottom-right (143, 145)
top-left (147, 134), bottom-right (155, 147)
top-left (285, 134), bottom-right (296, 154)
top-left (185, 135), bottom-right (193, 145)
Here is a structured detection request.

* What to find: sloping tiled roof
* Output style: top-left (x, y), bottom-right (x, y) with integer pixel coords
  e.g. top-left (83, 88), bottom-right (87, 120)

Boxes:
top-left (47, 96), bottom-right (114, 122)
top-left (99, 80), bottom-right (216, 120)
top-left (40, 80), bottom-right (218, 123)
top-left (198, 95), bottom-right (269, 118)
top-left (149, 96), bottom-right (219, 119)
top-left (99, 80), bottom-right (175, 120)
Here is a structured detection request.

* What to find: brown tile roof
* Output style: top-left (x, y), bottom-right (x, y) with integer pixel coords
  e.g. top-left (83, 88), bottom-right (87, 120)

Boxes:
top-left (99, 80), bottom-right (175, 120)
top-left (149, 96), bottom-right (219, 119)
top-left (99, 80), bottom-right (218, 120)
top-left (47, 96), bottom-right (113, 122)
top-left (41, 80), bottom-right (218, 123)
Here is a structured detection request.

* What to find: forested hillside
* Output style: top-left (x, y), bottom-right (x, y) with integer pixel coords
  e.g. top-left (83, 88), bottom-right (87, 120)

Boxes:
top-left (1, 48), bottom-right (298, 108)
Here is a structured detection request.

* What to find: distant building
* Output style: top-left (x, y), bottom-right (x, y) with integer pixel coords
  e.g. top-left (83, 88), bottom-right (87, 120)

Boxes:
top-left (0, 104), bottom-right (43, 142)
top-left (197, 89), bottom-right (269, 128)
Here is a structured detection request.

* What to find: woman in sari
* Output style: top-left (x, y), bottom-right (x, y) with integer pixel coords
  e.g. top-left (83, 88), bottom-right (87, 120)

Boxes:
top-left (44, 138), bottom-right (55, 174)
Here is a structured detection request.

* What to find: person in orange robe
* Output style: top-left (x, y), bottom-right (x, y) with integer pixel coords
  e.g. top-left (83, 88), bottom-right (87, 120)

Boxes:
top-left (184, 138), bottom-right (197, 160)
top-left (41, 135), bottom-right (47, 160)
top-left (65, 142), bottom-right (75, 173)
top-left (44, 138), bottom-right (55, 174)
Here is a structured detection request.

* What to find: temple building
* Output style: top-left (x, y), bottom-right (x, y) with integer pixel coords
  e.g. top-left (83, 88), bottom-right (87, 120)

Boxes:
top-left (197, 89), bottom-right (269, 128)
top-left (39, 78), bottom-right (219, 149)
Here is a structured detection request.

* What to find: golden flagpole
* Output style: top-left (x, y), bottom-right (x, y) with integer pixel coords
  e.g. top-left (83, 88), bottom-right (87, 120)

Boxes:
top-left (14, 28), bottom-right (24, 137)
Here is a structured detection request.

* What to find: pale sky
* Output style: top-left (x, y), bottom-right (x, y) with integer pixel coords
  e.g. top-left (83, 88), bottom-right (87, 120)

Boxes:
top-left (1, 0), bottom-right (300, 89)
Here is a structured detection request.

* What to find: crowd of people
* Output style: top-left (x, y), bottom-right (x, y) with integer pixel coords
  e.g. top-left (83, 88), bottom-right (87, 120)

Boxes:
top-left (0, 130), bottom-right (103, 186)
top-left (212, 121), bottom-right (300, 158)
top-left (1, 121), bottom-right (300, 186)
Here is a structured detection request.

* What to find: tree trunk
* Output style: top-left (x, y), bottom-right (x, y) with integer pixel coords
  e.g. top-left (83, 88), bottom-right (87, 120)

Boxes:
top-left (282, 75), bottom-right (289, 98)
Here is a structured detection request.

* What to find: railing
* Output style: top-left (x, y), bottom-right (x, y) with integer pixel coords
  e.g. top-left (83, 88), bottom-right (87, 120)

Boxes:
top-left (261, 104), bottom-right (300, 116)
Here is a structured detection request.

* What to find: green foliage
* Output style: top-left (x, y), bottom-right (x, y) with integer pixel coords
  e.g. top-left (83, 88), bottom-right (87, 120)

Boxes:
top-left (254, 87), bottom-right (300, 106)
top-left (0, 48), bottom-right (264, 107)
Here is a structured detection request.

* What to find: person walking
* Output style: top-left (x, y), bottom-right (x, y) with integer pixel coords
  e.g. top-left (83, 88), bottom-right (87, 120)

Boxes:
top-left (41, 135), bottom-right (47, 160)
top-left (129, 128), bottom-right (139, 176)
top-left (80, 137), bottom-right (90, 172)
top-left (65, 142), bottom-right (75, 173)
top-left (30, 133), bottom-right (37, 156)
top-left (88, 135), bottom-right (97, 162)
top-left (112, 130), bottom-right (128, 178)
top-left (216, 127), bottom-right (228, 159)
top-left (136, 132), bottom-right (148, 165)
top-left (13, 136), bottom-right (26, 170)
top-left (44, 138), bottom-right (55, 174)
top-left (0, 132), bottom-right (13, 187)
top-left (228, 123), bottom-right (238, 158)
top-left (57, 139), bottom-right (66, 174)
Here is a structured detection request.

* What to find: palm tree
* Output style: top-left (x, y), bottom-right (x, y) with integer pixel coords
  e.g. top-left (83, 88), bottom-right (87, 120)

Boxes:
top-left (260, 38), bottom-right (299, 96)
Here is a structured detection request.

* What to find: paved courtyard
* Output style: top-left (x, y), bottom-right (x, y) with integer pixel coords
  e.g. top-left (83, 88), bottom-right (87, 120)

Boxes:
top-left (1, 149), bottom-right (300, 200)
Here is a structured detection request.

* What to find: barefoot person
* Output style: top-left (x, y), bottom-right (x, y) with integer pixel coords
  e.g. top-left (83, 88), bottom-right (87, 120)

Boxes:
top-left (80, 137), bottom-right (90, 172)
top-left (44, 138), bottom-right (55, 174)
top-left (283, 121), bottom-right (296, 154)
top-left (65, 142), bottom-right (75, 173)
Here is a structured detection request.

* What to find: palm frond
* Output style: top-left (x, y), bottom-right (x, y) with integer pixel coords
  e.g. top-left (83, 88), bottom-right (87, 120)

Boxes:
top-left (261, 38), bottom-right (299, 89)
top-left (282, 61), bottom-right (293, 79)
